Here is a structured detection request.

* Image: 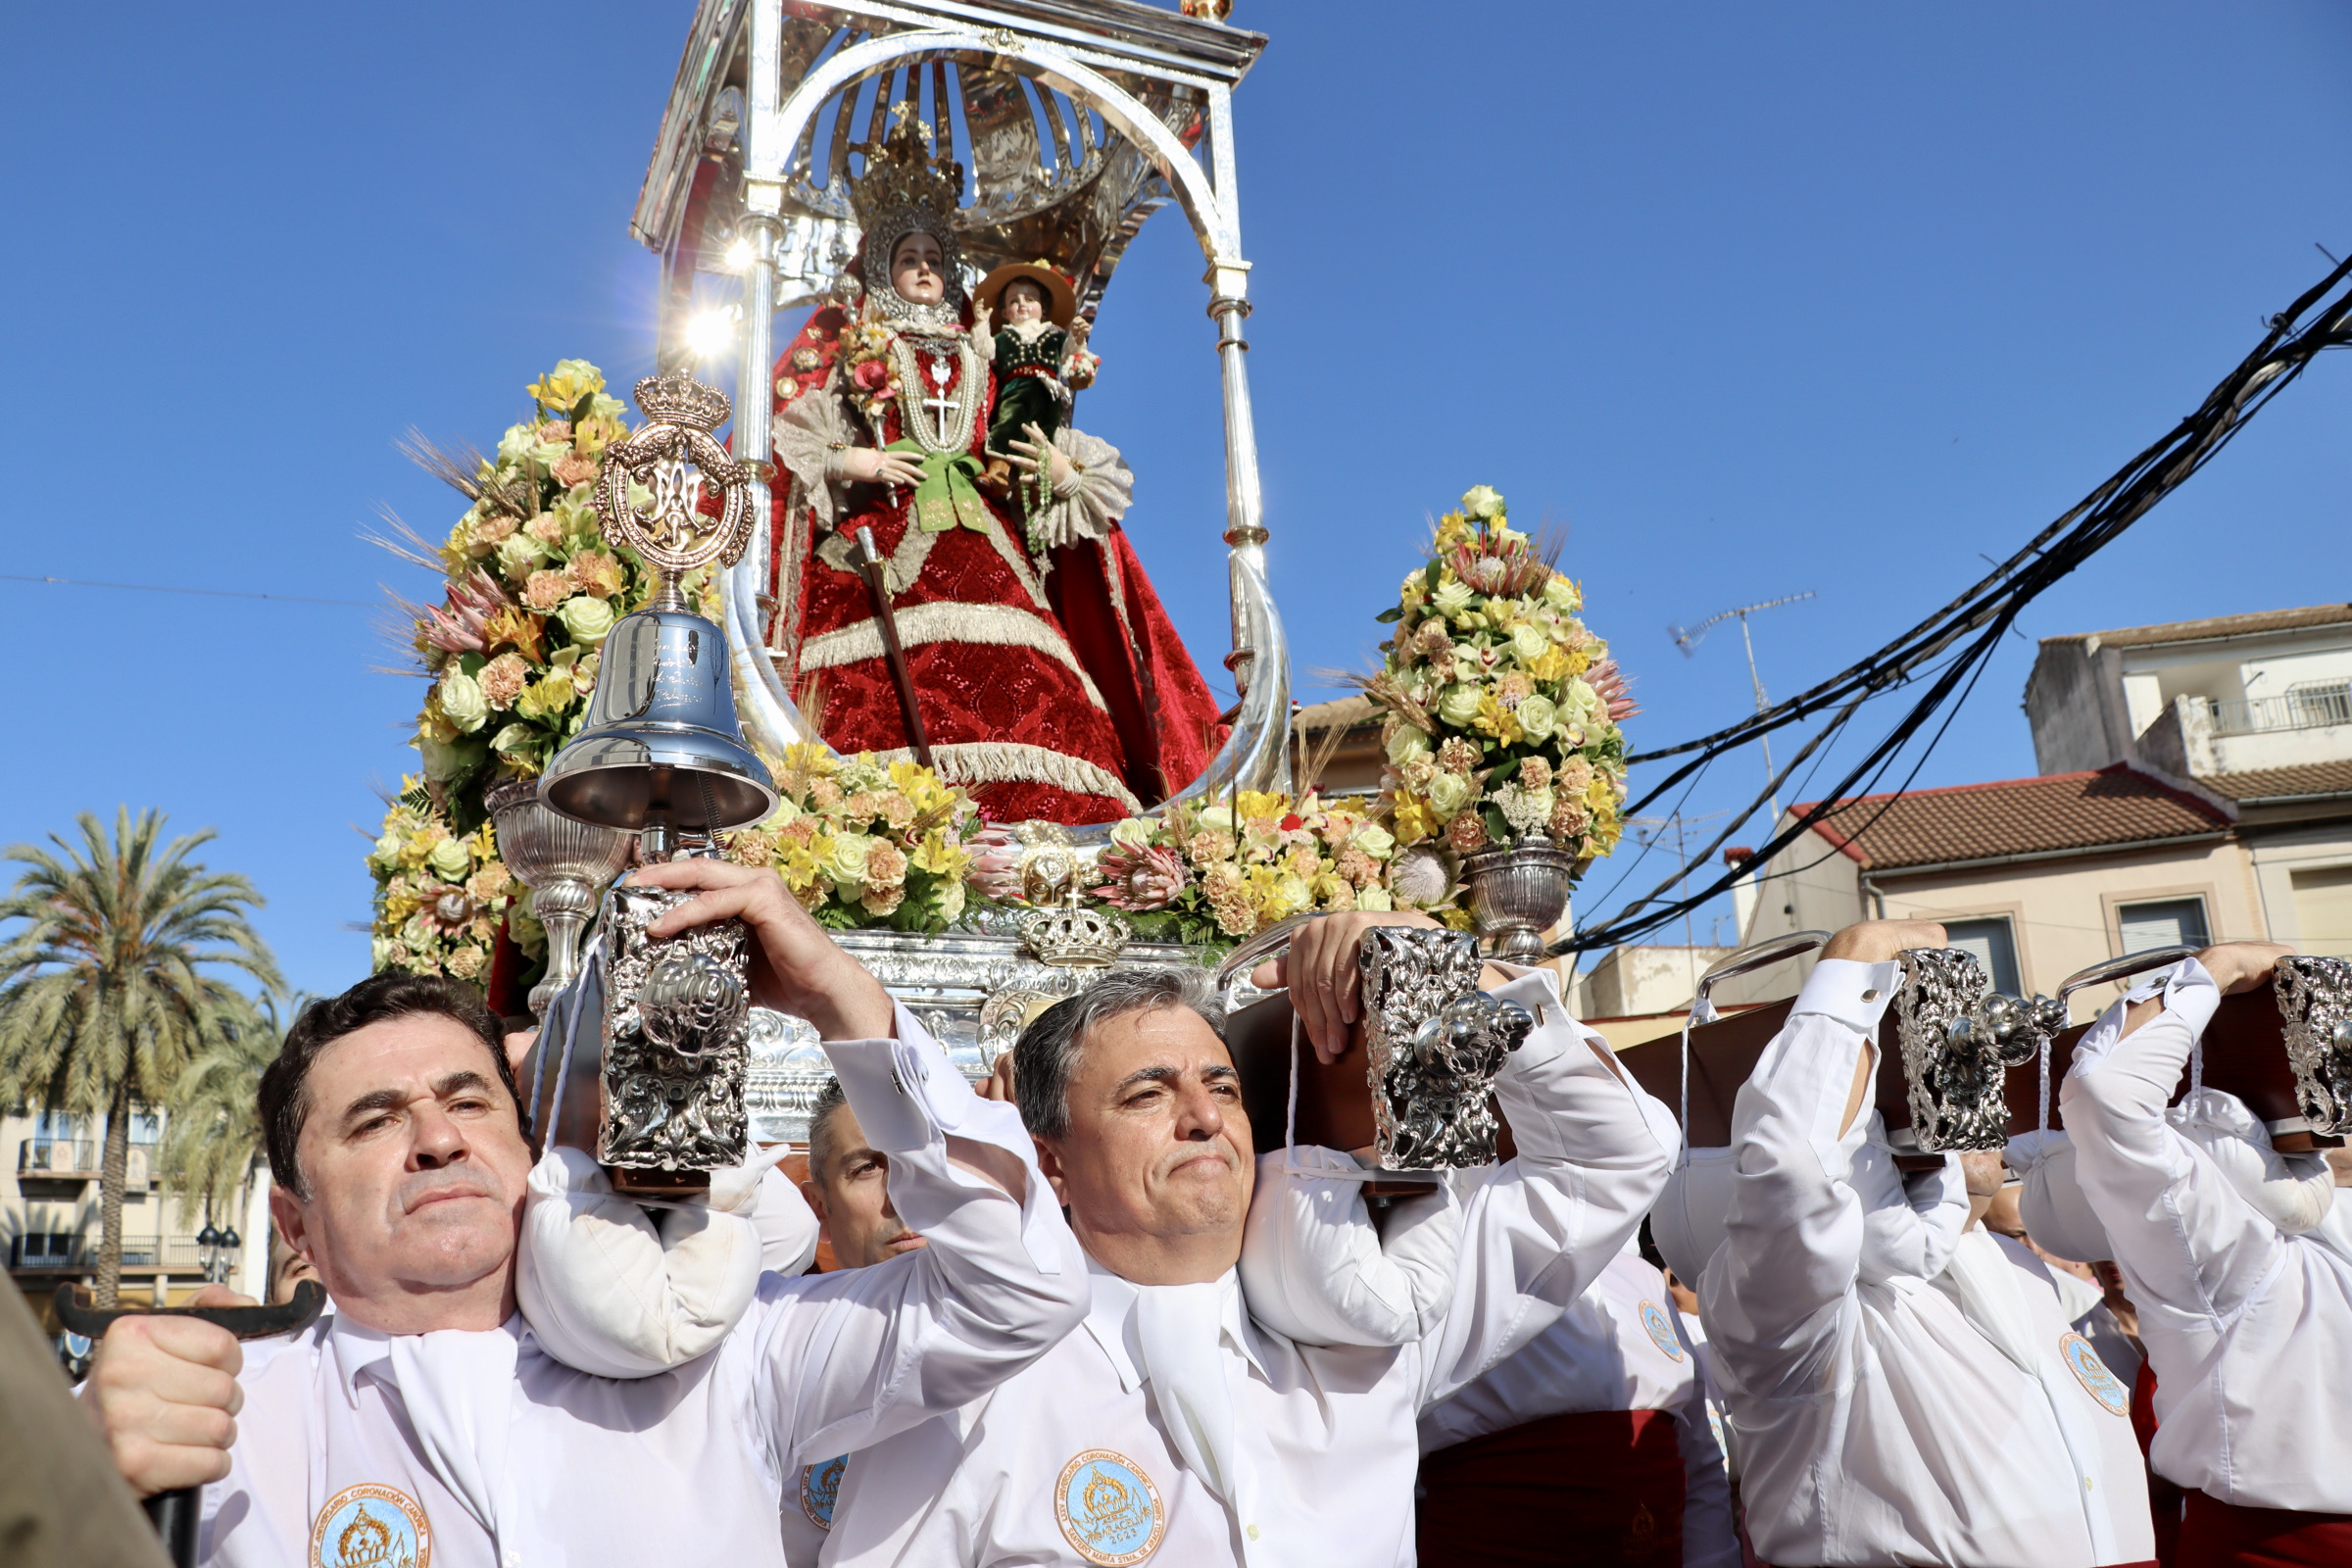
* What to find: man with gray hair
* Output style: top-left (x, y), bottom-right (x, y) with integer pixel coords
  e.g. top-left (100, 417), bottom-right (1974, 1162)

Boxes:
top-left (812, 909), bottom-right (1673, 1567)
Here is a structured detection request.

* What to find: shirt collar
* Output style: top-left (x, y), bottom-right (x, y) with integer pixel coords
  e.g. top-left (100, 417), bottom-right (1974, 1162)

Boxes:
top-left (325, 1312), bottom-right (527, 1409)
top-left (1078, 1254), bottom-right (1266, 1392)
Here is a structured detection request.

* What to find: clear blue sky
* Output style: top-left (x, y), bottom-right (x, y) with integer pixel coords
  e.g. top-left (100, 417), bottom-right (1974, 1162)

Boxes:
top-left (4, 2), bottom-right (2347, 995)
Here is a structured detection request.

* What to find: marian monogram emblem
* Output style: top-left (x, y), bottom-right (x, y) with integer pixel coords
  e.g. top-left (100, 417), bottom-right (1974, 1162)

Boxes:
top-left (1054, 1448), bottom-right (1165, 1566)
top-left (1637, 1299), bottom-right (1686, 1362)
top-left (801, 1454), bottom-right (848, 1531)
top-left (2059, 1332), bottom-right (2131, 1417)
top-left (311, 1483), bottom-right (429, 1568)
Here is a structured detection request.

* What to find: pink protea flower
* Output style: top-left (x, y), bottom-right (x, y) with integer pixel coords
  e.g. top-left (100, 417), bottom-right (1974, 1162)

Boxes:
top-left (1096, 843), bottom-right (1191, 911)
top-left (421, 568), bottom-right (512, 657)
top-left (967, 824), bottom-right (1024, 903)
top-left (1586, 659), bottom-right (1640, 722)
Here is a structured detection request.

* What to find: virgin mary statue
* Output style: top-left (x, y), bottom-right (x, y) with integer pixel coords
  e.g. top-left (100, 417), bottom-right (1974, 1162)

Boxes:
top-left (766, 118), bottom-right (1226, 825)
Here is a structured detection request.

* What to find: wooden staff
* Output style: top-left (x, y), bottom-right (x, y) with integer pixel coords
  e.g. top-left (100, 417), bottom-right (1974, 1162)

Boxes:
top-left (853, 525), bottom-right (934, 769)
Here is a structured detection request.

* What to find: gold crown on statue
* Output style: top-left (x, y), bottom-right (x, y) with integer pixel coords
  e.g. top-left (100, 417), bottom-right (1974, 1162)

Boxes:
top-left (1018, 902), bottom-right (1133, 969)
top-left (631, 368), bottom-right (733, 433)
top-left (850, 108), bottom-right (964, 227)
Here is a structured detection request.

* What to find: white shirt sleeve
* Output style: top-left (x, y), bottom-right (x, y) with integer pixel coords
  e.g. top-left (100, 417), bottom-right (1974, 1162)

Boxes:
top-left (2060, 959), bottom-right (2283, 1321)
top-left (1675, 1383), bottom-right (1741, 1568)
top-left (1417, 965), bottom-right (1676, 1407)
top-left (1699, 957), bottom-right (1897, 1400)
top-left (746, 1003), bottom-right (1089, 1470)
top-left (1237, 1145), bottom-right (1462, 1348)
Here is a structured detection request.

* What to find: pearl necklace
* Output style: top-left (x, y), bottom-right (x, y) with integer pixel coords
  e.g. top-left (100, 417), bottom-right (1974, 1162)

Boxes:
top-left (889, 333), bottom-right (985, 455)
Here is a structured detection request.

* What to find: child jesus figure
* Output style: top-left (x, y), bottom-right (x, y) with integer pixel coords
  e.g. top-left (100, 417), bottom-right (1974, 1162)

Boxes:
top-left (971, 259), bottom-right (1097, 498)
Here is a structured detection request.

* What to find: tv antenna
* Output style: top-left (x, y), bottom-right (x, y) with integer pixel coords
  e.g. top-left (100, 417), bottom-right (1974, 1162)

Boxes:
top-left (1670, 591), bottom-right (1815, 823)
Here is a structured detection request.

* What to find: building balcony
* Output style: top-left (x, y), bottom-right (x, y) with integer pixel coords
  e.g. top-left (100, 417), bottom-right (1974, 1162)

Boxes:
top-left (2209, 688), bottom-right (2352, 736)
top-left (9, 1233), bottom-right (222, 1273)
top-left (18, 1139), bottom-right (101, 1179)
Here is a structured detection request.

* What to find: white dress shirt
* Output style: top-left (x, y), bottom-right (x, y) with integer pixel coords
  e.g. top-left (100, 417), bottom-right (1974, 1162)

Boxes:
top-left (2060, 957), bottom-right (2352, 1512)
top-left (1700, 958), bottom-right (2156, 1567)
top-left (197, 1009), bottom-right (1087, 1568)
top-left (818, 966), bottom-right (1674, 1567)
top-left (1419, 1247), bottom-right (1741, 1567)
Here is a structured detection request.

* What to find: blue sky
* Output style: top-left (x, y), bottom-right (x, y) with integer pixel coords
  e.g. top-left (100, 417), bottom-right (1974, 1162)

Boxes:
top-left (4, 2), bottom-right (2348, 995)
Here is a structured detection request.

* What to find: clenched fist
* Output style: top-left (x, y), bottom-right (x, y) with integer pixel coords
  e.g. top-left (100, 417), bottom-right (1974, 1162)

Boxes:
top-left (80, 1313), bottom-right (244, 1496)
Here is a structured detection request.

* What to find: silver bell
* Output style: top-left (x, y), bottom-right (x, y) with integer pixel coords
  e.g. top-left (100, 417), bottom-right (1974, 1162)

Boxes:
top-left (540, 606), bottom-right (777, 851)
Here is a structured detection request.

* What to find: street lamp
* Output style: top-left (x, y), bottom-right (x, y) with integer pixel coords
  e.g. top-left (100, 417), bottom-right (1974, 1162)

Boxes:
top-left (195, 1222), bottom-right (239, 1285)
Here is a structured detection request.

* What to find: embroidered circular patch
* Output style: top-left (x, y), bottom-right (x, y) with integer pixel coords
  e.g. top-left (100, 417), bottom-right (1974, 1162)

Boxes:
top-left (802, 1454), bottom-right (848, 1531)
top-left (2059, 1332), bottom-right (2131, 1416)
top-left (1638, 1298), bottom-right (1686, 1362)
top-left (1054, 1448), bottom-right (1165, 1566)
top-left (311, 1482), bottom-right (430, 1568)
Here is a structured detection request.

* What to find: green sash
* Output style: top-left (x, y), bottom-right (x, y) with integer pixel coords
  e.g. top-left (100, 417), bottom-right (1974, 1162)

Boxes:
top-left (887, 438), bottom-right (990, 535)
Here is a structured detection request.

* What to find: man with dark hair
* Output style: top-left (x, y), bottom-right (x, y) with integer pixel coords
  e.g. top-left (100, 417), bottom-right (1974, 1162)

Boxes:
top-left (801, 1078), bottom-right (927, 1273)
top-left (807, 910), bottom-right (1672, 1567)
top-left (77, 859), bottom-right (1089, 1567)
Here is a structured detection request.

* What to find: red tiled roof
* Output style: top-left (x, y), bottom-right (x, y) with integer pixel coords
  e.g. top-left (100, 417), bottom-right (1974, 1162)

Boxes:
top-left (1796, 763), bottom-right (2230, 872)
top-left (2199, 761), bottom-right (2352, 803)
top-left (2040, 604), bottom-right (2352, 652)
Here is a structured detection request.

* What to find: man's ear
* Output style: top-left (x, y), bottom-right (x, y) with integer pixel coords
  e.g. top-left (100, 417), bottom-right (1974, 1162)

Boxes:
top-left (1032, 1135), bottom-right (1071, 1208)
top-left (270, 1184), bottom-right (313, 1265)
top-left (798, 1179), bottom-right (830, 1227)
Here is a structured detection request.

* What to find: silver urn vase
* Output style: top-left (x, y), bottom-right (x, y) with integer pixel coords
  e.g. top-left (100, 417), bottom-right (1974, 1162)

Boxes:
top-left (487, 779), bottom-right (636, 1016)
top-left (1459, 832), bottom-right (1578, 961)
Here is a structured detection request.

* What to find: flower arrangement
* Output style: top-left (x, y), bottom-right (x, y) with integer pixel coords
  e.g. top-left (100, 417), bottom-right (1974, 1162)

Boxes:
top-left (1364, 486), bottom-right (1635, 893)
top-left (983, 790), bottom-right (1397, 947)
top-left (722, 744), bottom-right (981, 934)
top-left (366, 778), bottom-right (542, 981)
top-left (835, 318), bottom-right (905, 426)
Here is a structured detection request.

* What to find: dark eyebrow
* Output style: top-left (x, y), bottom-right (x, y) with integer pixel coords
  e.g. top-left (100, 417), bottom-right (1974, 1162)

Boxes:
top-left (1113, 1062), bottom-right (1238, 1095)
top-left (335, 1070), bottom-right (497, 1129)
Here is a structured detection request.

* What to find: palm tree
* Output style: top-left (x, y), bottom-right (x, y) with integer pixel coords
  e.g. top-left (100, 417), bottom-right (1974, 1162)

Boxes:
top-left (0, 809), bottom-right (280, 1304)
top-left (163, 993), bottom-right (302, 1249)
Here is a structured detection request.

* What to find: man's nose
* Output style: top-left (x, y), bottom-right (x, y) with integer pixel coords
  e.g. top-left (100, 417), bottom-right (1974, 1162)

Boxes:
top-left (410, 1104), bottom-right (471, 1169)
top-left (1172, 1080), bottom-right (1226, 1143)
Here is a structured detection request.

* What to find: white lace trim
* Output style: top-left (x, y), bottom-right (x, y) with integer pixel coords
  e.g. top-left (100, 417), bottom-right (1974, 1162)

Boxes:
top-left (797, 601), bottom-right (1109, 713)
top-left (877, 740), bottom-right (1142, 813)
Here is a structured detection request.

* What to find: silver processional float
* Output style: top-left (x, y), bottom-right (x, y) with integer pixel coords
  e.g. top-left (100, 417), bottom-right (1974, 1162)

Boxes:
top-left (516, 0), bottom-right (1548, 1191)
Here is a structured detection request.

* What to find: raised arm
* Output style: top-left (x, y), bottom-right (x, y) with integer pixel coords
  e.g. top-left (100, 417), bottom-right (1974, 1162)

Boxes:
top-left (626, 862), bottom-right (1087, 1465)
top-left (1699, 920), bottom-right (1943, 1399)
top-left (1418, 965), bottom-right (1676, 1406)
top-left (2059, 946), bottom-right (2291, 1324)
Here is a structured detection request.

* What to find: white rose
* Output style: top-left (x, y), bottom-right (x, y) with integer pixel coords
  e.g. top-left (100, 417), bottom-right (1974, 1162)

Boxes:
top-left (438, 670), bottom-right (488, 733)
top-left (1426, 771), bottom-right (1472, 817)
top-left (1561, 678), bottom-right (1602, 727)
top-left (1430, 578), bottom-right (1475, 618)
top-left (1436, 683), bottom-right (1484, 727)
top-left (559, 596), bottom-right (616, 647)
top-left (827, 832), bottom-right (875, 890)
top-left (1543, 573), bottom-right (1581, 612)
top-left (1356, 886), bottom-right (1395, 912)
top-left (1516, 694), bottom-right (1559, 741)
top-left (1510, 622), bottom-right (1548, 663)
top-left (1386, 724), bottom-right (1433, 766)
top-left (1460, 485), bottom-right (1506, 521)
top-left (1109, 817), bottom-right (1154, 852)
top-left (1351, 823), bottom-right (1396, 859)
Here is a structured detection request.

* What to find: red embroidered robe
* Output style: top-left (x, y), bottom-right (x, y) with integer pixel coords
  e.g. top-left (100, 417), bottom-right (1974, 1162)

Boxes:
top-left (768, 307), bottom-right (1224, 825)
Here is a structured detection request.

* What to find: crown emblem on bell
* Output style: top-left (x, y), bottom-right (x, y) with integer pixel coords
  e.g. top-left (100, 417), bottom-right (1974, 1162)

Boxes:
top-left (539, 369), bottom-right (776, 854)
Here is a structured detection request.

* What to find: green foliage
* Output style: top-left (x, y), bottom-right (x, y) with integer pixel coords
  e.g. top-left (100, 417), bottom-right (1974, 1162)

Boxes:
top-left (0, 808), bottom-right (281, 1303)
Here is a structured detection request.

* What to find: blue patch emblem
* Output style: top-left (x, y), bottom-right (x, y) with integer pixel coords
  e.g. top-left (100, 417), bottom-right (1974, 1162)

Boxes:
top-left (802, 1454), bottom-right (848, 1531)
top-left (1638, 1298), bottom-right (1686, 1362)
top-left (311, 1483), bottom-right (429, 1568)
top-left (1054, 1449), bottom-right (1165, 1565)
top-left (2060, 1331), bottom-right (2130, 1417)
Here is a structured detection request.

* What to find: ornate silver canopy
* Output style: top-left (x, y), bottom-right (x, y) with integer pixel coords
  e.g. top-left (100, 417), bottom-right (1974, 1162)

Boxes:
top-left (631, 0), bottom-right (1289, 823)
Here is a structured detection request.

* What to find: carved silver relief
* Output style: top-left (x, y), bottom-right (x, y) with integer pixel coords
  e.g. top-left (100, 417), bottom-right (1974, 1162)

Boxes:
top-left (600, 885), bottom-right (752, 1173)
top-left (1891, 948), bottom-right (2067, 1152)
top-left (1358, 927), bottom-right (1533, 1170)
top-left (2276, 955), bottom-right (2352, 1135)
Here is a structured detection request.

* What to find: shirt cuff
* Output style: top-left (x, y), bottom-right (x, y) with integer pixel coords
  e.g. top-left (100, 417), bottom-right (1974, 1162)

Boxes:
top-left (1789, 957), bottom-right (1901, 1035)
top-left (820, 1002), bottom-right (1029, 1158)
top-left (1487, 964), bottom-right (1575, 1074)
top-left (2074, 956), bottom-right (2219, 1076)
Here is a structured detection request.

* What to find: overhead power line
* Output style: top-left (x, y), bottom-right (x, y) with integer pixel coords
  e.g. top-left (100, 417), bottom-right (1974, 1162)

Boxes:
top-left (0, 573), bottom-right (376, 609)
top-left (1559, 250), bottom-right (2352, 956)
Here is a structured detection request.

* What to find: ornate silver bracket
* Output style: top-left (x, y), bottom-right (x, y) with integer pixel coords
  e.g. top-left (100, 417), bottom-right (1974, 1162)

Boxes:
top-left (598, 885), bottom-right (752, 1179)
top-left (2277, 955), bottom-right (2352, 1135)
top-left (1890, 947), bottom-right (2066, 1152)
top-left (1358, 927), bottom-right (1532, 1170)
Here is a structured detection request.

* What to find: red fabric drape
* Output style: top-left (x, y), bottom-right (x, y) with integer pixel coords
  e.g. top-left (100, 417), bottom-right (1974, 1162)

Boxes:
top-left (2179, 1494), bottom-right (2352, 1568)
top-left (2134, 1357), bottom-right (2185, 1565)
top-left (1417, 1407), bottom-right (1686, 1567)
top-left (766, 310), bottom-right (1224, 822)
